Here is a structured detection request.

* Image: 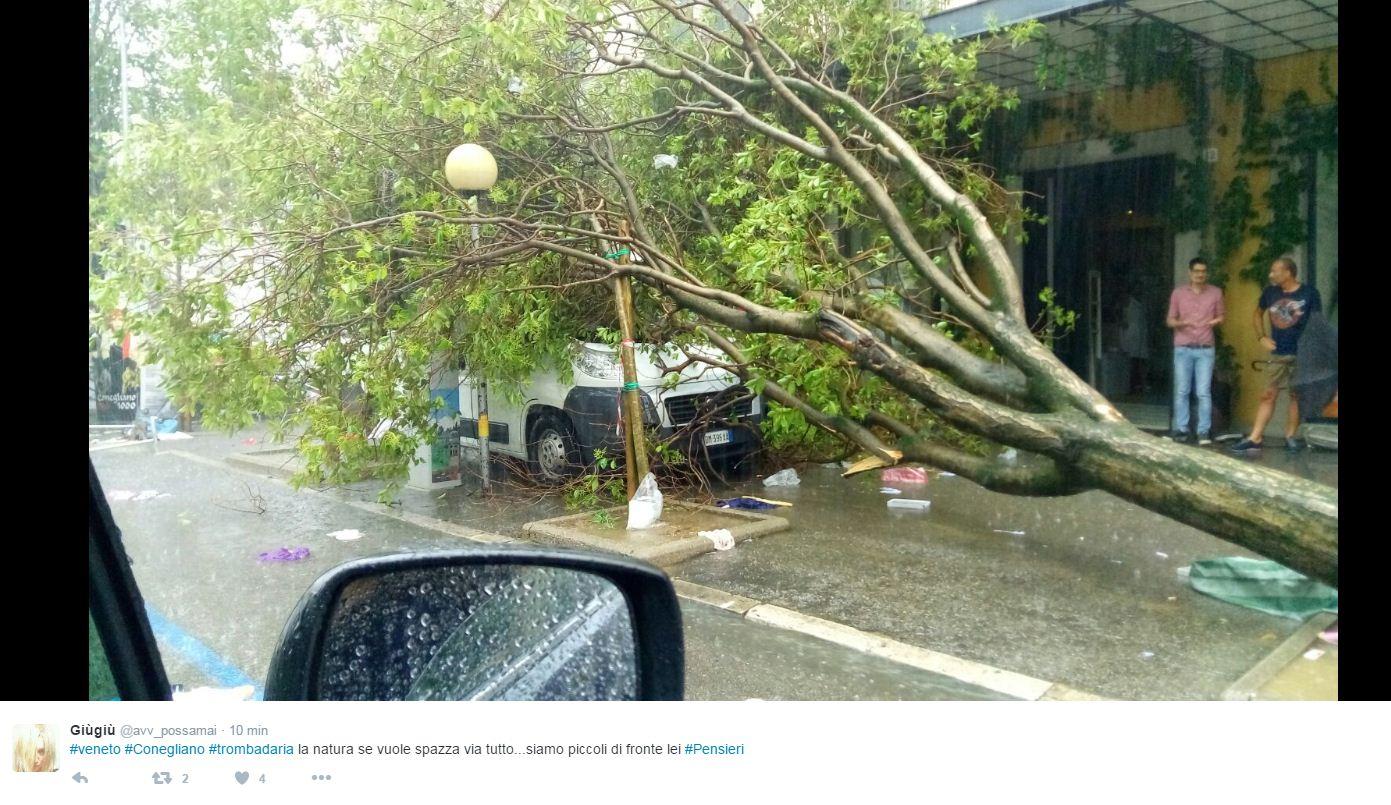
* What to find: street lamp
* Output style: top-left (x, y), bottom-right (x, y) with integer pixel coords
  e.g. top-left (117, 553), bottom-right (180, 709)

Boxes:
top-left (445, 143), bottom-right (498, 493)
top-left (445, 143), bottom-right (498, 192)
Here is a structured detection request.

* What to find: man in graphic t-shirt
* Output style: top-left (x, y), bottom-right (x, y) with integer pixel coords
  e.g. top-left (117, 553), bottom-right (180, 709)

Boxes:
top-left (1230, 257), bottom-right (1322, 452)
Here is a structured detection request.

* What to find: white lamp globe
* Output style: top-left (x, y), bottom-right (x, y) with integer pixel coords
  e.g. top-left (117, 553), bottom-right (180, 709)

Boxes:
top-left (444, 143), bottom-right (498, 191)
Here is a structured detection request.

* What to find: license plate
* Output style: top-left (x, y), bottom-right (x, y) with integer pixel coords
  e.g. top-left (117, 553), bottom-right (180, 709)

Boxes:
top-left (703, 429), bottom-right (731, 447)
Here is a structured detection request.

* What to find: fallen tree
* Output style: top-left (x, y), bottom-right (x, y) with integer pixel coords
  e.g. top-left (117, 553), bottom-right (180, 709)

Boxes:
top-left (90, 0), bottom-right (1336, 583)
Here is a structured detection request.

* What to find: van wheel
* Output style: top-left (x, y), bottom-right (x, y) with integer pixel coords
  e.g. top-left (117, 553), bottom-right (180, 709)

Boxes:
top-left (528, 412), bottom-right (582, 485)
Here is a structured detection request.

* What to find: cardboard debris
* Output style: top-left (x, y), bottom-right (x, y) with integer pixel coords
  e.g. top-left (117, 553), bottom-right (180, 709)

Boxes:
top-left (841, 450), bottom-right (904, 478)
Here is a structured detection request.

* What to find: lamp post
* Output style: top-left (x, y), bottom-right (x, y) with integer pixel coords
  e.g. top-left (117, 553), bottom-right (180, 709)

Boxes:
top-left (445, 143), bottom-right (498, 493)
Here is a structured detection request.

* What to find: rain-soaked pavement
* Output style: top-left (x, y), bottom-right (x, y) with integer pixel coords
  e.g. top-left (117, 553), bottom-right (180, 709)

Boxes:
top-left (90, 434), bottom-right (1007, 701)
top-left (92, 427), bottom-right (1336, 700)
top-left (677, 452), bottom-right (1336, 700)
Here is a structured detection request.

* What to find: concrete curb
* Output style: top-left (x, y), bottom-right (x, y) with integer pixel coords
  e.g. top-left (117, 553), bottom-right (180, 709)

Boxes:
top-left (1221, 611), bottom-right (1338, 701)
top-left (671, 579), bottom-right (760, 616)
top-left (178, 449), bottom-right (512, 543)
top-left (224, 449), bottom-right (301, 480)
top-left (342, 502), bottom-right (514, 544)
top-left (523, 502), bottom-right (789, 568)
top-left (89, 439), bottom-right (155, 452)
top-left (744, 604), bottom-right (1058, 701)
top-left (1039, 683), bottom-right (1110, 701)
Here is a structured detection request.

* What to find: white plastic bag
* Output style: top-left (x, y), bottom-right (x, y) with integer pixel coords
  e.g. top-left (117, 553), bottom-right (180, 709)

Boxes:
top-left (763, 468), bottom-right (801, 487)
top-left (627, 472), bottom-right (664, 530)
top-left (699, 528), bottom-right (736, 551)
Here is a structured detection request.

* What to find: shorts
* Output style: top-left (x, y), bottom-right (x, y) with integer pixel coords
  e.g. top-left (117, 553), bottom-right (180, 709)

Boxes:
top-left (1263, 355), bottom-right (1295, 391)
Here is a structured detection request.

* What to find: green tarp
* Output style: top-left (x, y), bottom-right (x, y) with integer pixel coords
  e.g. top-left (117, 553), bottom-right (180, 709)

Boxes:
top-left (1188, 557), bottom-right (1338, 620)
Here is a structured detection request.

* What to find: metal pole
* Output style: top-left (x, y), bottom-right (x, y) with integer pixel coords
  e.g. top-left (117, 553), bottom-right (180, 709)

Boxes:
top-left (613, 221), bottom-right (649, 497)
top-left (470, 193), bottom-right (490, 494)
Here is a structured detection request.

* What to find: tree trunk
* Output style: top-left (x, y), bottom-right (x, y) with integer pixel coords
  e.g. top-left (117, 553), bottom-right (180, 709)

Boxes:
top-left (1064, 421), bottom-right (1337, 585)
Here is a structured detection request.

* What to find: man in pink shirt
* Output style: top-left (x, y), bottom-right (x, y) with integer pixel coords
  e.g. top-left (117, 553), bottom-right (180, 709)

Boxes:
top-left (1166, 258), bottom-right (1225, 445)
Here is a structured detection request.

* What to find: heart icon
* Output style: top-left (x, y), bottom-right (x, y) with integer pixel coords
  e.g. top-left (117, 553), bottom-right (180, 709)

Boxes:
top-left (235, 771), bottom-right (250, 785)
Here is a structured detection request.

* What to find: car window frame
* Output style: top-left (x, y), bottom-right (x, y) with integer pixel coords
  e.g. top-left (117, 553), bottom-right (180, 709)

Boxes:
top-left (89, 457), bottom-right (173, 701)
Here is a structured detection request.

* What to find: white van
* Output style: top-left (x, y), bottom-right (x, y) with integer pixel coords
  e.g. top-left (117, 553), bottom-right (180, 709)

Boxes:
top-left (457, 342), bottom-right (764, 484)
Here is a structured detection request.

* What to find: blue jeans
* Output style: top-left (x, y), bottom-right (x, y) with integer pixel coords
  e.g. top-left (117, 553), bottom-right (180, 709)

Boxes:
top-left (1173, 346), bottom-right (1215, 436)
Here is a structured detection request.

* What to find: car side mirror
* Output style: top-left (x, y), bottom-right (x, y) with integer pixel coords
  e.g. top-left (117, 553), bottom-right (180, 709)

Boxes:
top-left (264, 548), bottom-right (684, 701)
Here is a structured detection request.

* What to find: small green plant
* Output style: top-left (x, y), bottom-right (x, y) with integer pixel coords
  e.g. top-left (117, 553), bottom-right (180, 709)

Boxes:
top-left (651, 435), bottom-right (687, 467)
top-left (590, 509), bottom-right (617, 528)
top-left (563, 449), bottom-right (626, 510)
top-left (1034, 287), bottom-right (1077, 349)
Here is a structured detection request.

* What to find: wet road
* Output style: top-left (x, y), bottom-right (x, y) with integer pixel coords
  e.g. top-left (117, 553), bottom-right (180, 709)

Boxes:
top-left (676, 453), bottom-right (1337, 700)
top-left (91, 438), bottom-right (1007, 701)
top-left (95, 428), bottom-right (1336, 700)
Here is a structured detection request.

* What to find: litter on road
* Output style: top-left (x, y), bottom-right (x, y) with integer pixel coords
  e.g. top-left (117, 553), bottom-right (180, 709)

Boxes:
top-left (328, 529), bottom-right (364, 541)
top-left (699, 529), bottom-right (736, 551)
top-left (881, 467), bottom-right (928, 484)
top-left (763, 468), bottom-right (801, 487)
top-left (715, 496), bottom-right (789, 510)
top-left (1303, 648), bottom-right (1325, 661)
top-left (840, 451), bottom-right (902, 477)
top-left (1155, 551), bottom-right (1170, 559)
top-left (1186, 557), bottom-right (1338, 620)
top-left (886, 499), bottom-right (931, 512)
top-left (258, 546), bottom-right (310, 563)
top-left (880, 487), bottom-right (901, 495)
top-left (993, 529), bottom-right (1026, 536)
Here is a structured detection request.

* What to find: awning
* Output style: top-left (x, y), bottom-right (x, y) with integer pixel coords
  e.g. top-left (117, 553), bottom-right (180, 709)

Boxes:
top-left (925, 1), bottom-right (1338, 100)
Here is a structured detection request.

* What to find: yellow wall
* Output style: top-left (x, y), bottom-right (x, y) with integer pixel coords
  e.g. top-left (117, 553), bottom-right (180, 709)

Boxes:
top-left (1020, 49), bottom-right (1337, 427)
top-left (1029, 82), bottom-right (1189, 147)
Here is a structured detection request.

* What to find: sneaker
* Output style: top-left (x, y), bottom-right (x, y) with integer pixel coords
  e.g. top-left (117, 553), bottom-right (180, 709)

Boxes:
top-left (1286, 437), bottom-right (1306, 451)
top-left (1197, 434), bottom-right (1213, 446)
top-left (1229, 438), bottom-right (1263, 452)
top-left (1166, 431), bottom-right (1191, 443)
